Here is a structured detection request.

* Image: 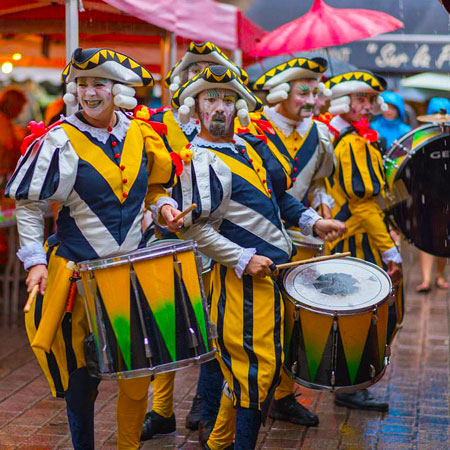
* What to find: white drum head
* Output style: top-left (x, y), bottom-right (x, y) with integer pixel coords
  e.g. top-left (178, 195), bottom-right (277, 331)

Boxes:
top-left (283, 257), bottom-right (392, 313)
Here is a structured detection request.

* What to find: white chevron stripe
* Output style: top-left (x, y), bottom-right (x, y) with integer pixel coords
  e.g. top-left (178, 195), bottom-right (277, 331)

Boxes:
top-left (225, 199), bottom-right (292, 257)
top-left (65, 189), bottom-right (143, 258)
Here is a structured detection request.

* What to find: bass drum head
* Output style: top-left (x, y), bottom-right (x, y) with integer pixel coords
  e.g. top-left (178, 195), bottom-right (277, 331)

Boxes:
top-left (283, 257), bottom-right (391, 313)
top-left (389, 129), bottom-right (450, 257)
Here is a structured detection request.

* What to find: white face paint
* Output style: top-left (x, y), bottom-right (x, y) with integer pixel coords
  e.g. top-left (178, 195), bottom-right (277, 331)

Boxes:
top-left (197, 88), bottom-right (237, 137)
top-left (77, 77), bottom-right (115, 121)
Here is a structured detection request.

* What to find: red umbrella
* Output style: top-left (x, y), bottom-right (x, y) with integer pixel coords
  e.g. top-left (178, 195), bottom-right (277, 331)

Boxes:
top-left (249, 0), bottom-right (404, 57)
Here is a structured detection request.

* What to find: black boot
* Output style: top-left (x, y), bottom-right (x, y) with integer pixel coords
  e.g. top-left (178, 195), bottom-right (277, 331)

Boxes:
top-left (335, 389), bottom-right (389, 412)
top-left (269, 394), bottom-right (319, 426)
top-left (141, 410), bottom-right (176, 441)
top-left (198, 419), bottom-right (215, 447)
top-left (186, 393), bottom-right (203, 430)
top-left (204, 443), bottom-right (234, 450)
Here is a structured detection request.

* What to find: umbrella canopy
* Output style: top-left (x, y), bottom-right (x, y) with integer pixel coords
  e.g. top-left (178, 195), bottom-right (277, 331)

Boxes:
top-left (401, 72), bottom-right (450, 92)
top-left (248, 0), bottom-right (403, 57)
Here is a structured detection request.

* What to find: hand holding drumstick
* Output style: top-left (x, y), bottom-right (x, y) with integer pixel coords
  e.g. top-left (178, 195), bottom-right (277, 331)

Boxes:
top-left (160, 203), bottom-right (197, 233)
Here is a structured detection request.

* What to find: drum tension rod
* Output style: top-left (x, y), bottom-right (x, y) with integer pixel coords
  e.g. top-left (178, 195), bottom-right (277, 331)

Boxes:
top-left (129, 264), bottom-right (154, 364)
top-left (173, 258), bottom-right (199, 353)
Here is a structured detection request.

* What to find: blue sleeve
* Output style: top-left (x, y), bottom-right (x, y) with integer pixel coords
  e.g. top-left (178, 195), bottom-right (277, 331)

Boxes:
top-left (277, 191), bottom-right (309, 228)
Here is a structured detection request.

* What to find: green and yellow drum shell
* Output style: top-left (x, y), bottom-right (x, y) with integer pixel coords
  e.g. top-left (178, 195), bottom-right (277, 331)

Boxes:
top-left (77, 240), bottom-right (216, 380)
top-left (283, 257), bottom-right (392, 392)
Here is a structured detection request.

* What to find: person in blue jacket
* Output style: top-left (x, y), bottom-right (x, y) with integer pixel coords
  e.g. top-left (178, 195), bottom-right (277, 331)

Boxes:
top-left (371, 91), bottom-right (412, 151)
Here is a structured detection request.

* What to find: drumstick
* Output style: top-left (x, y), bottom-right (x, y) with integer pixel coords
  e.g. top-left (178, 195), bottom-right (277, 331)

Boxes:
top-left (174, 203), bottom-right (197, 222)
top-left (276, 252), bottom-right (352, 270)
top-left (23, 285), bottom-right (40, 313)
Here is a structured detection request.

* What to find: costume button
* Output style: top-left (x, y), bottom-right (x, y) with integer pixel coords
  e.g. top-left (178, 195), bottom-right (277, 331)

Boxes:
top-left (120, 165), bottom-right (125, 170)
top-left (114, 153), bottom-right (120, 159)
top-left (262, 179), bottom-right (266, 184)
top-left (293, 167), bottom-right (297, 172)
top-left (122, 192), bottom-right (128, 198)
top-left (195, 119), bottom-right (199, 124)
top-left (292, 177), bottom-right (297, 182)
top-left (122, 179), bottom-right (127, 184)
top-left (240, 149), bottom-right (245, 154)
top-left (107, 126), bottom-right (113, 132)
top-left (112, 141), bottom-right (117, 147)
top-left (249, 158), bottom-right (253, 163)
top-left (256, 168), bottom-right (260, 172)
top-left (268, 188), bottom-right (272, 194)
top-left (294, 157), bottom-right (298, 162)
top-left (232, 139), bottom-right (236, 144)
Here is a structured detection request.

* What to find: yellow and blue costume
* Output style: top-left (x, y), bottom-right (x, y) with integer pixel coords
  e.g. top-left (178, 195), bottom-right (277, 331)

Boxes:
top-left (170, 65), bottom-right (322, 449)
top-left (6, 48), bottom-right (175, 450)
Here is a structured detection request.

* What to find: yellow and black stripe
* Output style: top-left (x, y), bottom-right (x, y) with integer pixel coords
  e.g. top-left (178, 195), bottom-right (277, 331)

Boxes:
top-left (208, 264), bottom-right (283, 409)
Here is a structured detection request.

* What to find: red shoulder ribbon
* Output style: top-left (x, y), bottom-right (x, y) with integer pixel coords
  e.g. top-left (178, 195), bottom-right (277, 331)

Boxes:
top-left (313, 113), bottom-right (340, 141)
top-left (20, 120), bottom-right (62, 155)
top-left (251, 118), bottom-right (276, 135)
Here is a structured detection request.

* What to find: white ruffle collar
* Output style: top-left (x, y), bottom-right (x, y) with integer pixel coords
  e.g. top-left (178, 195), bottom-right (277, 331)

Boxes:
top-left (173, 111), bottom-right (201, 136)
top-left (192, 134), bottom-right (247, 152)
top-left (64, 112), bottom-right (131, 144)
top-left (330, 115), bottom-right (351, 133)
top-left (265, 106), bottom-right (312, 138)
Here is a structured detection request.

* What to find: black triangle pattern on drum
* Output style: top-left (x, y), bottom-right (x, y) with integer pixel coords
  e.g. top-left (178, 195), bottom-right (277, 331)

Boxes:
top-left (96, 288), bottom-right (121, 372)
top-left (173, 270), bottom-right (208, 360)
top-left (353, 319), bottom-right (384, 385)
top-left (333, 330), bottom-right (352, 387)
top-left (133, 280), bottom-right (173, 368)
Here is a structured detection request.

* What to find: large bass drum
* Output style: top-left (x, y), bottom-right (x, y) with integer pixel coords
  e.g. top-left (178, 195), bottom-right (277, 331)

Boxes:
top-left (383, 123), bottom-right (450, 257)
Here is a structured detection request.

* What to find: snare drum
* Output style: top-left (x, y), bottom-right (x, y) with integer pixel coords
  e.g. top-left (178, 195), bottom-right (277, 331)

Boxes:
top-left (283, 257), bottom-right (392, 392)
top-left (384, 123), bottom-right (450, 257)
top-left (287, 228), bottom-right (324, 261)
top-left (77, 240), bottom-right (216, 379)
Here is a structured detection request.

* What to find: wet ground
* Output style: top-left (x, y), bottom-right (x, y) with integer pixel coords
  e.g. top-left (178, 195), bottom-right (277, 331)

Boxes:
top-left (0, 242), bottom-right (449, 449)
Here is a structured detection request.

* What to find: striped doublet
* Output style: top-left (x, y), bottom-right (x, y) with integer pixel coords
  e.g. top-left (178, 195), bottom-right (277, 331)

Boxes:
top-left (7, 112), bottom-right (174, 262)
top-left (176, 135), bottom-right (309, 267)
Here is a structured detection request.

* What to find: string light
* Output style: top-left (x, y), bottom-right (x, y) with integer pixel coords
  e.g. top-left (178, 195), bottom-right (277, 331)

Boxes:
top-left (12, 53), bottom-right (22, 61)
top-left (1, 62), bottom-right (13, 74)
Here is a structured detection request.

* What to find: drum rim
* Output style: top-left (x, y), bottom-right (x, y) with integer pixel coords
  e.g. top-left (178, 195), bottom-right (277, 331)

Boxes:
top-left (385, 123), bottom-right (443, 159)
top-left (77, 239), bottom-right (197, 271)
top-left (287, 228), bottom-right (325, 250)
top-left (282, 256), bottom-right (393, 315)
top-left (96, 350), bottom-right (217, 380)
top-left (284, 358), bottom-right (388, 393)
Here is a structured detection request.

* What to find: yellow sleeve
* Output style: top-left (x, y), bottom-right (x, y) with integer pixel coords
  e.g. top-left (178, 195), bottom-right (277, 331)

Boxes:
top-left (135, 120), bottom-right (176, 208)
top-left (335, 136), bottom-right (394, 252)
top-left (349, 199), bottom-right (396, 253)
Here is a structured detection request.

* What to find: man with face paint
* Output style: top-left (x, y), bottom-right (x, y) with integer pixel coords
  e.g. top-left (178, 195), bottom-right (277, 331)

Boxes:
top-left (6, 48), bottom-right (180, 450)
top-left (249, 57), bottom-right (335, 221)
top-left (169, 65), bottom-right (346, 450)
top-left (324, 70), bottom-right (403, 411)
top-left (140, 42), bottom-right (248, 441)
top-left (234, 57), bottom-right (336, 427)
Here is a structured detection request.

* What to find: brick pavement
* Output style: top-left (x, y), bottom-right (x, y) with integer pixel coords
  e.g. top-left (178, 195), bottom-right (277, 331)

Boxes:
top-left (0, 243), bottom-right (449, 449)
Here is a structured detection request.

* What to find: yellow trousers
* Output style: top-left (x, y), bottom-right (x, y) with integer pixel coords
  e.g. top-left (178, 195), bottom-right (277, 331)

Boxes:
top-left (25, 246), bottom-right (154, 449)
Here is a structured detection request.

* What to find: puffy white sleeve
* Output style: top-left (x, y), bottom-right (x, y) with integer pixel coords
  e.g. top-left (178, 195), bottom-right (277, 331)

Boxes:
top-left (6, 126), bottom-right (79, 269)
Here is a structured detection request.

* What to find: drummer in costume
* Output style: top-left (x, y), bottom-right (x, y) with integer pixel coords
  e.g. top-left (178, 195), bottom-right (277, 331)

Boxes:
top-left (168, 65), bottom-right (346, 450)
top-left (6, 48), bottom-right (180, 450)
top-left (140, 41), bottom-right (248, 441)
top-left (324, 70), bottom-right (403, 411)
top-left (236, 57), bottom-right (336, 426)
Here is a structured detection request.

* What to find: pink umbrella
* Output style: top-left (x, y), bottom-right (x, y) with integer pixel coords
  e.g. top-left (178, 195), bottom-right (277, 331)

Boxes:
top-left (249, 0), bottom-right (404, 57)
